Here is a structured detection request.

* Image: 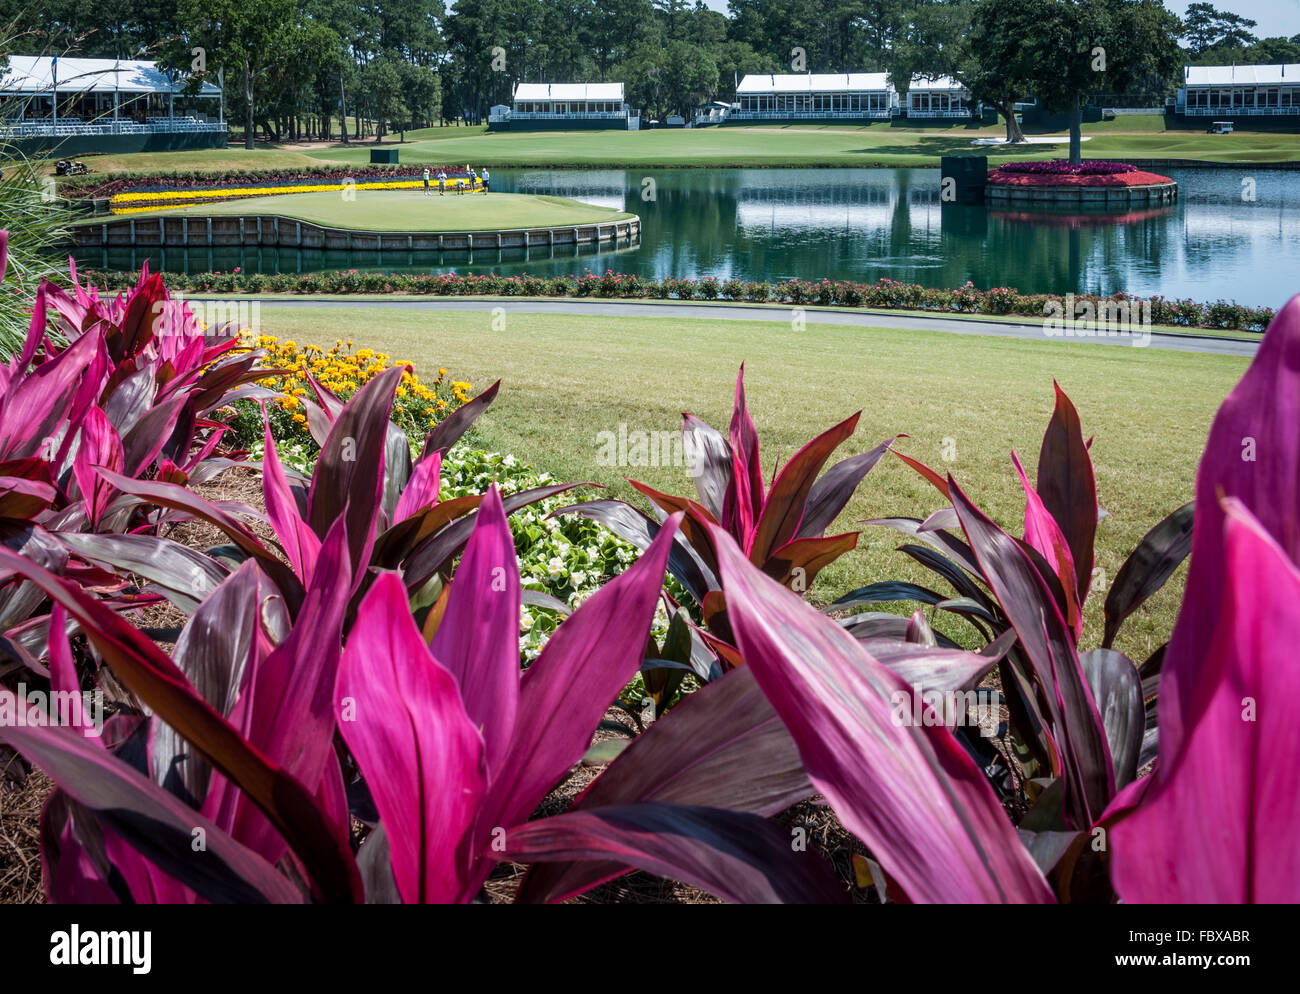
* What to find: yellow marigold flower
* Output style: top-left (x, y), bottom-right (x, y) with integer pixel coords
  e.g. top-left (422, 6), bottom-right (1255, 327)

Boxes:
top-left (293, 413), bottom-right (307, 424)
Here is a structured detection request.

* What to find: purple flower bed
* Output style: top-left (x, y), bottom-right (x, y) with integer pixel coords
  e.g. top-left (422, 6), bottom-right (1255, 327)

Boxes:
top-left (997, 160), bottom-right (1137, 176)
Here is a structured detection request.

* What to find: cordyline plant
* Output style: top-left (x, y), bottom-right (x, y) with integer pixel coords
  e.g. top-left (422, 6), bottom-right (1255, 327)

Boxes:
top-left (0, 247), bottom-right (269, 670)
top-left (87, 364), bottom-right (582, 628)
top-left (832, 384), bottom-right (1192, 856)
top-left (0, 487), bottom-right (842, 903)
top-left (1104, 292), bottom-right (1300, 903)
top-left (558, 363), bottom-right (895, 697)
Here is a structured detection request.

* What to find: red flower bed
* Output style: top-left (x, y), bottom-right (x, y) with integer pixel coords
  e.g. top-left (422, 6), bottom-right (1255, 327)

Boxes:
top-left (987, 169), bottom-right (1174, 187)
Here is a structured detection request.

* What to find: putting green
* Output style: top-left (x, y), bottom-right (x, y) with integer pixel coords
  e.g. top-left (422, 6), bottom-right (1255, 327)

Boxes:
top-left (96, 189), bottom-right (632, 232)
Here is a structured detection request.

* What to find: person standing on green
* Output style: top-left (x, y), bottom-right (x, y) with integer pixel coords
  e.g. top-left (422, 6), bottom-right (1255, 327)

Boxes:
top-left (422, 167), bottom-right (430, 197)
top-left (437, 168), bottom-right (447, 196)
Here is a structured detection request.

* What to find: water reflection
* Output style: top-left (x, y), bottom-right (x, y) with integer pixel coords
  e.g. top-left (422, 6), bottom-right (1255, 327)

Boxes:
top-left (76, 166), bottom-right (1300, 306)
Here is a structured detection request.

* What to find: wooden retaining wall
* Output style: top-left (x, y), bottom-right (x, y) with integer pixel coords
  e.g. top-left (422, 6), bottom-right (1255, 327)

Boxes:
top-left (73, 213), bottom-right (641, 251)
top-left (985, 181), bottom-right (1178, 206)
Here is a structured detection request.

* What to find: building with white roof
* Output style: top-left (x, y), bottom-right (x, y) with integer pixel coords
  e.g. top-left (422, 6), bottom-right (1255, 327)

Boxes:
top-left (904, 75), bottom-right (974, 118)
top-left (733, 73), bottom-right (896, 120)
top-left (490, 82), bottom-right (632, 129)
top-left (728, 72), bottom-right (977, 123)
top-left (0, 55), bottom-right (224, 136)
top-left (1176, 64), bottom-right (1300, 115)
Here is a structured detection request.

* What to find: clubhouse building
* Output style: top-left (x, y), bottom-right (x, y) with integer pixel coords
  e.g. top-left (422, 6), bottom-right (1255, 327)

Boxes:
top-left (726, 72), bottom-right (976, 123)
top-left (490, 82), bottom-right (635, 130)
top-left (1175, 63), bottom-right (1300, 116)
top-left (0, 55), bottom-right (225, 154)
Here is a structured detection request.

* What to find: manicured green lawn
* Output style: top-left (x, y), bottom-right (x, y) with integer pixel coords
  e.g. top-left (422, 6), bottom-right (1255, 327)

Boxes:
top-left (60, 147), bottom-right (335, 175)
top-left (63, 119), bottom-right (1300, 178)
top-left (87, 190), bottom-right (631, 231)
top-left (255, 305), bottom-right (1247, 660)
top-left (297, 121), bottom-right (1300, 168)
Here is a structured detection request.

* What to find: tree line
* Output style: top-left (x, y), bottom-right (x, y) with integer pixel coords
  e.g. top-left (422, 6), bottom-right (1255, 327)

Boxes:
top-left (3, 0), bottom-right (1296, 150)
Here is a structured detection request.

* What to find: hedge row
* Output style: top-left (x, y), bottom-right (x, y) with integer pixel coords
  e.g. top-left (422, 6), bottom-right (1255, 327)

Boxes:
top-left (75, 269), bottom-right (1276, 331)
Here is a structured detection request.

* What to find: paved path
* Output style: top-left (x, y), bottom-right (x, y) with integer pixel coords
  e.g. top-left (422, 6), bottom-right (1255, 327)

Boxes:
top-left (242, 296), bottom-right (1259, 357)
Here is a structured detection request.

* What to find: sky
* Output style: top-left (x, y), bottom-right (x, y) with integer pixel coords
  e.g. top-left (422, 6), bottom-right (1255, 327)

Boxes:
top-left (698, 1), bottom-right (1300, 39)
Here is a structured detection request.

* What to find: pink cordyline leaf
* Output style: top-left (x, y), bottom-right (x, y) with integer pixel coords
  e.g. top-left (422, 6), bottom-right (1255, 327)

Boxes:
top-left (1035, 382), bottom-right (1097, 606)
top-left (430, 485), bottom-right (520, 776)
top-left (261, 420), bottom-right (320, 580)
top-left (205, 516), bottom-right (353, 866)
top-left (335, 570), bottom-right (486, 904)
top-left (499, 802), bottom-right (847, 904)
top-left (1160, 294), bottom-right (1300, 760)
top-left (748, 411), bottom-right (860, 565)
top-left (723, 364), bottom-right (765, 544)
top-left (710, 522), bottom-right (1054, 904)
top-left (0, 330), bottom-right (99, 462)
top-left (1012, 450), bottom-right (1082, 639)
top-left (1111, 499), bottom-right (1300, 902)
top-left (949, 475), bottom-right (1114, 827)
top-left (467, 513), bottom-right (683, 891)
top-left (72, 407), bottom-right (124, 529)
top-left (46, 605), bottom-right (189, 904)
top-left (394, 449), bottom-right (441, 522)
top-left (0, 230), bottom-right (7, 283)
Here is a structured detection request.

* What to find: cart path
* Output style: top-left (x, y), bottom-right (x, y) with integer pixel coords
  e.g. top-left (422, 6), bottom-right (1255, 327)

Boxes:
top-left (231, 296), bottom-right (1259, 357)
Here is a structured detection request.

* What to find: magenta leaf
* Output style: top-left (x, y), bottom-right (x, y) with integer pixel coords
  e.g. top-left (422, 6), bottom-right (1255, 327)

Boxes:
top-left (1035, 382), bottom-right (1097, 605)
top-left (0, 697), bottom-right (303, 904)
top-left (429, 485), bottom-right (520, 776)
top-left (471, 514), bottom-right (683, 872)
top-left (1012, 450), bottom-right (1082, 638)
top-left (711, 523), bottom-right (1053, 903)
top-left (261, 420), bottom-right (319, 581)
top-left (1160, 294), bottom-right (1300, 758)
top-left (335, 571), bottom-right (486, 904)
top-left (394, 449), bottom-right (441, 522)
top-left (499, 803), bottom-right (846, 904)
top-left (1111, 500), bottom-right (1300, 902)
top-left (748, 412), bottom-right (859, 565)
top-left (949, 476), bottom-right (1114, 827)
top-left (517, 666), bottom-right (810, 903)
top-left (723, 364), bottom-right (764, 543)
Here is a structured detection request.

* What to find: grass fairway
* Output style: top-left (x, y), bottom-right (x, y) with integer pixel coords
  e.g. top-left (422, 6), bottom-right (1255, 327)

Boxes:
top-left (255, 305), bottom-right (1247, 660)
top-left (299, 120), bottom-right (1300, 168)
top-left (96, 189), bottom-right (631, 231)
top-left (62, 119), bottom-right (1300, 177)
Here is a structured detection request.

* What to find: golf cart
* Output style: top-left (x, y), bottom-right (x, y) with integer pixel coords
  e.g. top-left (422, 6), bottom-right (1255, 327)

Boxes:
top-left (1207, 121), bottom-right (1234, 135)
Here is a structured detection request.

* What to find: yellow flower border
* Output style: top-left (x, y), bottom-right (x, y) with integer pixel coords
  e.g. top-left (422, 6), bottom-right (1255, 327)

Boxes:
top-left (110, 178), bottom-right (483, 206)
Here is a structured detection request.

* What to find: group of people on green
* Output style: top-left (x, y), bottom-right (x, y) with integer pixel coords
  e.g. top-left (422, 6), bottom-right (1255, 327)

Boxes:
top-left (422, 164), bottom-right (490, 197)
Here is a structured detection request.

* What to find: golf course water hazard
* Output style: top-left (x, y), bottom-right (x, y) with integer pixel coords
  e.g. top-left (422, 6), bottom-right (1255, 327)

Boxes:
top-left (79, 167), bottom-right (1300, 307)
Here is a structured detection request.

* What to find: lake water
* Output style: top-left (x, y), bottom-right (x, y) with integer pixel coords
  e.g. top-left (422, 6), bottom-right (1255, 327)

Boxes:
top-left (79, 167), bottom-right (1300, 307)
